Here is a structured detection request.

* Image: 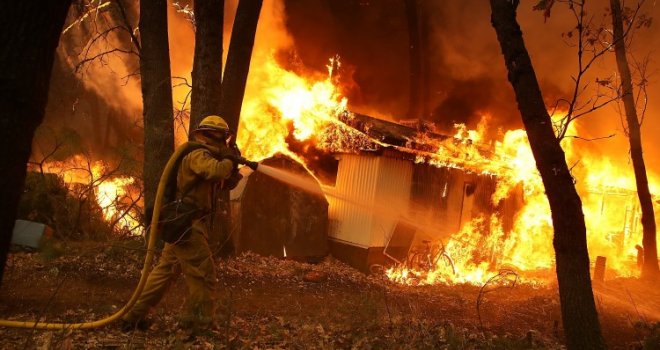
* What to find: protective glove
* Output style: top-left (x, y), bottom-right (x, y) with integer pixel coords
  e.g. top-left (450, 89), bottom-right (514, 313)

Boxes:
top-left (223, 154), bottom-right (259, 171)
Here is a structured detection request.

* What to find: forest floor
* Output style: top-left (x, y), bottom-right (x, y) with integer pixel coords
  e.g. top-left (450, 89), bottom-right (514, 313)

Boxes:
top-left (0, 240), bottom-right (658, 349)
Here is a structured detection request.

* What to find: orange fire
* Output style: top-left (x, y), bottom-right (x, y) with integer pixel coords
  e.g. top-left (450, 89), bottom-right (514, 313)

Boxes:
top-left (386, 117), bottom-right (658, 285)
top-left (47, 0), bottom-right (656, 285)
top-left (236, 56), bottom-right (352, 163)
top-left (232, 54), bottom-right (656, 285)
top-left (91, 163), bottom-right (142, 234)
top-left (36, 158), bottom-right (143, 235)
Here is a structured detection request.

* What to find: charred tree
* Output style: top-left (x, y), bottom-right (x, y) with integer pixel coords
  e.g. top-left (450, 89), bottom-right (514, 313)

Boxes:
top-left (190, 0), bottom-right (231, 256)
top-left (139, 0), bottom-right (175, 213)
top-left (189, 0), bottom-right (224, 135)
top-left (220, 0), bottom-right (263, 131)
top-left (489, 1), bottom-right (605, 349)
top-left (215, 0), bottom-right (262, 256)
top-left (419, 0), bottom-right (432, 119)
top-left (0, 0), bottom-right (72, 286)
top-left (405, 0), bottom-right (422, 120)
top-left (610, 0), bottom-right (659, 280)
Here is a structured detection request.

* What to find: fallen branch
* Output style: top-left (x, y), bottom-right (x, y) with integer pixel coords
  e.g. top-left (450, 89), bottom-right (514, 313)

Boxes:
top-left (476, 269), bottom-right (518, 333)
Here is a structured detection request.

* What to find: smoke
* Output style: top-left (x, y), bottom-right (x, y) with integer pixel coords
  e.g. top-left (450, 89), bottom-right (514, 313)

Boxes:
top-left (43, 2), bottom-right (144, 161)
top-left (281, 0), bottom-right (660, 176)
top-left (42, 0), bottom-right (660, 179)
top-left (283, 0), bottom-right (411, 120)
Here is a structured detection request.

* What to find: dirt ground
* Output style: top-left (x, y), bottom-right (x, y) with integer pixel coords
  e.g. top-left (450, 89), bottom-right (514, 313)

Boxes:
top-left (0, 240), bottom-right (658, 349)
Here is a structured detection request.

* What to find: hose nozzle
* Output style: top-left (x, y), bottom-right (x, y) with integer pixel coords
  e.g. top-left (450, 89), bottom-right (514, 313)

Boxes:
top-left (243, 159), bottom-right (259, 171)
top-left (227, 154), bottom-right (258, 171)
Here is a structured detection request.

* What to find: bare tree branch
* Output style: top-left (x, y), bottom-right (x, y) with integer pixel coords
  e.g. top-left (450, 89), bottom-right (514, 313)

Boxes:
top-left (76, 47), bottom-right (138, 73)
top-left (113, 0), bottom-right (141, 53)
top-left (552, 0), bottom-right (646, 140)
top-left (563, 133), bottom-right (616, 141)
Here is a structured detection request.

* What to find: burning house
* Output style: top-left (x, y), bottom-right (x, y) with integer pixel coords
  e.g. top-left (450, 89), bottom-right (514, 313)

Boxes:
top-left (234, 78), bottom-right (657, 285)
top-left (232, 107), bottom-right (525, 278)
top-left (320, 113), bottom-right (522, 273)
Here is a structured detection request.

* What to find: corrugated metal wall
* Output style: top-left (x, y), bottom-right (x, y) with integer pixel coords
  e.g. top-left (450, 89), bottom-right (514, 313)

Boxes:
top-left (370, 157), bottom-right (413, 247)
top-left (328, 154), bottom-right (412, 248)
top-left (328, 154), bottom-right (509, 249)
top-left (328, 154), bottom-right (380, 247)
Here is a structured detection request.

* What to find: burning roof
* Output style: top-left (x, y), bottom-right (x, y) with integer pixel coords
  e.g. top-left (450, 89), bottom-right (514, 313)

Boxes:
top-left (315, 111), bottom-right (501, 177)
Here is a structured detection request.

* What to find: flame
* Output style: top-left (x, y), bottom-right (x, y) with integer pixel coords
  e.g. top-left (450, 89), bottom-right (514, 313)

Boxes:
top-left (91, 163), bottom-right (142, 234)
top-left (39, 43), bottom-right (657, 284)
top-left (36, 158), bottom-right (143, 235)
top-left (387, 124), bottom-right (556, 286)
top-left (385, 115), bottom-right (658, 285)
top-left (230, 53), bottom-right (551, 284)
top-left (226, 46), bottom-right (658, 286)
top-left (45, 0), bottom-right (657, 282)
top-left (236, 56), bottom-right (350, 162)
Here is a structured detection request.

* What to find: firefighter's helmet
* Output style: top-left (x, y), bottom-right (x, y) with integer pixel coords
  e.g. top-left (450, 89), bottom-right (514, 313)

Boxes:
top-left (195, 115), bottom-right (229, 133)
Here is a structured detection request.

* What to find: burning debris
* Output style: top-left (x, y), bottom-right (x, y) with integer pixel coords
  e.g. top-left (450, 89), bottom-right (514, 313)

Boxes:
top-left (23, 156), bottom-right (143, 238)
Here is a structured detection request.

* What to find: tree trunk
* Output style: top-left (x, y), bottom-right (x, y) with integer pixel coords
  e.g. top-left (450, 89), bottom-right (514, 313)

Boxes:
top-left (190, 0), bottom-right (231, 256)
top-left (0, 0), bottom-right (72, 286)
top-left (139, 0), bottom-right (175, 213)
top-left (220, 0), bottom-right (263, 131)
top-left (405, 0), bottom-right (422, 120)
top-left (419, 0), bottom-right (431, 120)
top-left (610, 0), bottom-right (659, 280)
top-left (215, 0), bottom-right (263, 256)
top-left (489, 1), bottom-right (605, 349)
top-left (189, 0), bottom-right (224, 136)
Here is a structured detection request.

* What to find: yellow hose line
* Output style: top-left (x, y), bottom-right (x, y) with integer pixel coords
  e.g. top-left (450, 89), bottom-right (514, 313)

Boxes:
top-left (0, 144), bottom-right (188, 329)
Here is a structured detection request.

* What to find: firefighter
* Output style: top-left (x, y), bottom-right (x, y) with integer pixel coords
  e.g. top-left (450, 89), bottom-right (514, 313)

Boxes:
top-left (121, 115), bottom-right (244, 332)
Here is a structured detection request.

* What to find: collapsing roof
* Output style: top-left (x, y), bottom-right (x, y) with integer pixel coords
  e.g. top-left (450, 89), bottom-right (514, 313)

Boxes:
top-left (315, 113), bottom-right (522, 274)
top-left (317, 112), bottom-right (499, 174)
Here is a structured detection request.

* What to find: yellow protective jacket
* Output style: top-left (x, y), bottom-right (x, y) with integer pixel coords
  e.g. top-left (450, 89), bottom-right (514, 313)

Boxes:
top-left (176, 144), bottom-right (234, 211)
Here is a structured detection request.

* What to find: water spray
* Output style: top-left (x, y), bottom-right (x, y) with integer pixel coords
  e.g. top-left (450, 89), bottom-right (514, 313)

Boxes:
top-left (0, 159), bottom-right (447, 329)
top-left (254, 164), bottom-right (452, 238)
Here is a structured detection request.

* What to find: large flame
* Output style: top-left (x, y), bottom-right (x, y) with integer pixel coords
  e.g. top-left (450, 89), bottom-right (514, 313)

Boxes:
top-left (386, 116), bottom-right (658, 285)
top-left (229, 54), bottom-right (656, 285)
top-left (236, 56), bottom-right (350, 162)
top-left (37, 0), bottom-right (655, 285)
top-left (36, 42), bottom-right (656, 284)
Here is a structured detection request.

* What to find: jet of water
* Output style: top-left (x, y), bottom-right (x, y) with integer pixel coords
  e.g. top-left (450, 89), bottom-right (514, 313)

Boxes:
top-left (255, 164), bottom-right (325, 196)
top-left (254, 164), bottom-right (451, 240)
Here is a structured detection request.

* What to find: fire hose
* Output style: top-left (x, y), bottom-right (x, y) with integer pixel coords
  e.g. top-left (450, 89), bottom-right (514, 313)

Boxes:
top-left (0, 144), bottom-right (191, 330)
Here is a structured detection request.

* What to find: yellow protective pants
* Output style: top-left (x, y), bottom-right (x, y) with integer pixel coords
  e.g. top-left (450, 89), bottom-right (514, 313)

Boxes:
top-left (122, 220), bottom-right (217, 326)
